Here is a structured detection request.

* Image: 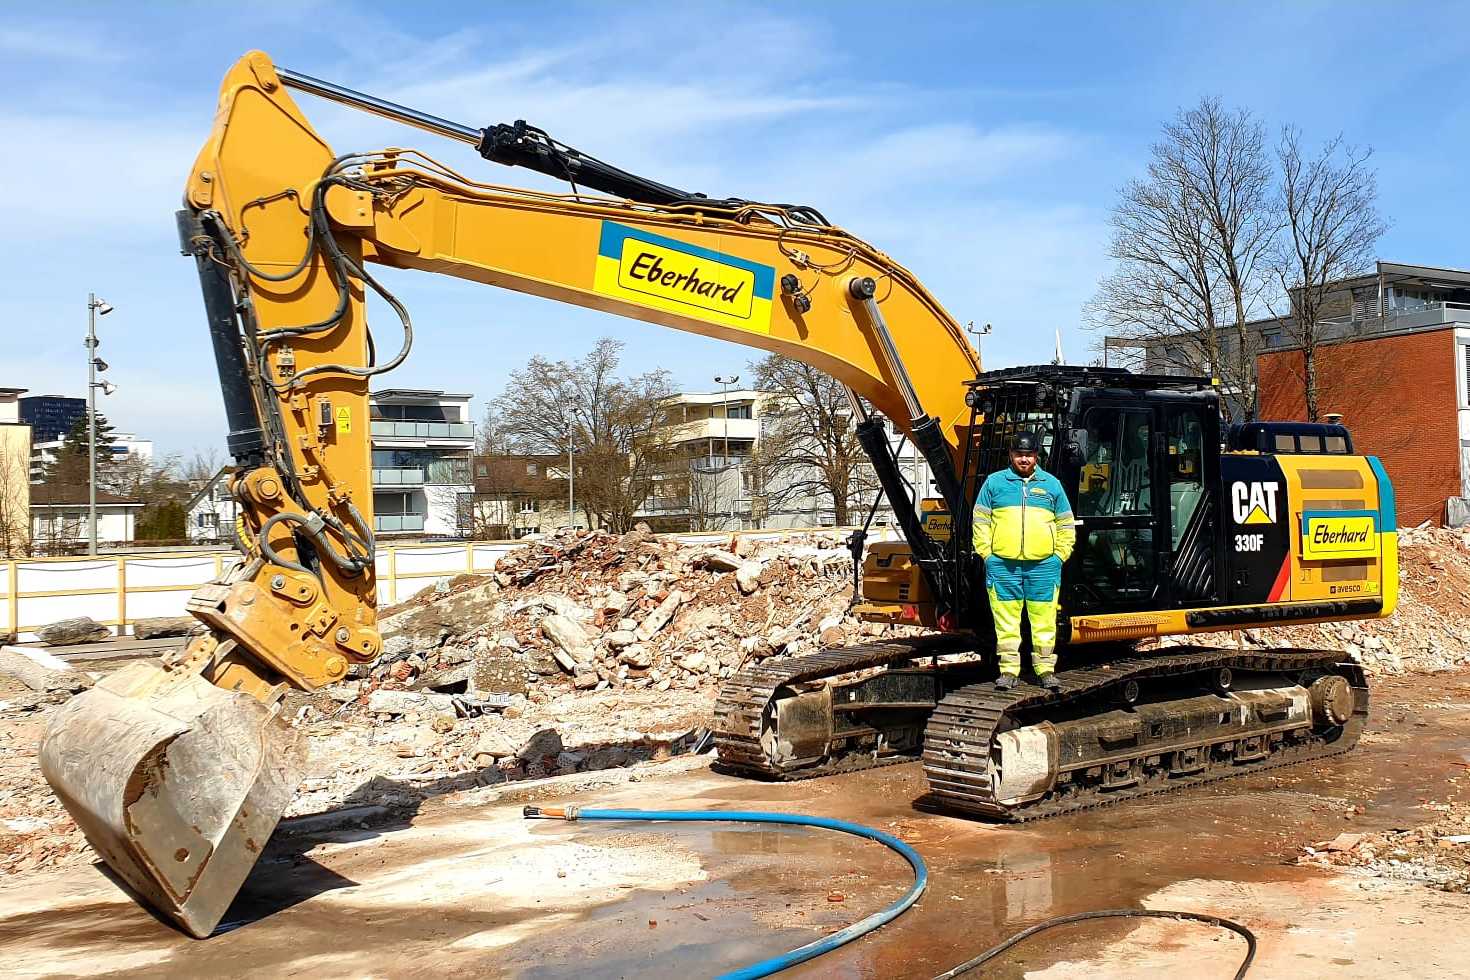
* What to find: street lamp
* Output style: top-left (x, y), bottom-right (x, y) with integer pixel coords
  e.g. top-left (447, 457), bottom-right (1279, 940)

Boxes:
top-left (565, 424), bottom-right (576, 531)
top-left (86, 293), bottom-right (116, 555)
top-left (714, 374), bottom-right (739, 529)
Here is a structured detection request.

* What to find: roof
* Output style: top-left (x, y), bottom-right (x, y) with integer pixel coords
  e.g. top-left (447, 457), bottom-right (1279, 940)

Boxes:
top-left (184, 466), bottom-right (236, 512)
top-left (371, 389), bottom-right (473, 401)
top-left (31, 483), bottom-right (143, 507)
top-left (0, 387), bottom-right (26, 396)
top-left (664, 389), bottom-right (763, 402)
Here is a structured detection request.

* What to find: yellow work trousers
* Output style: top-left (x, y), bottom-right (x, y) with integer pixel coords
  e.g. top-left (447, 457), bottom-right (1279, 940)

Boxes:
top-left (985, 555), bottom-right (1061, 676)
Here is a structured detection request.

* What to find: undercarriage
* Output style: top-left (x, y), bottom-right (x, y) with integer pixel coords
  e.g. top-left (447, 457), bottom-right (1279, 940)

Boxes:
top-left (713, 641), bottom-right (1367, 819)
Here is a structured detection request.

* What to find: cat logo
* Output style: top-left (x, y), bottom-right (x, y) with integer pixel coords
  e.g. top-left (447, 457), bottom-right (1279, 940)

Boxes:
top-left (1230, 481), bottom-right (1279, 525)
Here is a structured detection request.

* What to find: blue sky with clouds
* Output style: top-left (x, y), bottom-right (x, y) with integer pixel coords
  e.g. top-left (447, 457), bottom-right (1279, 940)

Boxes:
top-left (3, 2), bottom-right (1466, 457)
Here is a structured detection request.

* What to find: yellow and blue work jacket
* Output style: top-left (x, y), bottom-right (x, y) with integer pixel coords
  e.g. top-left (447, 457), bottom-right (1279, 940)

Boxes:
top-left (972, 467), bottom-right (1077, 562)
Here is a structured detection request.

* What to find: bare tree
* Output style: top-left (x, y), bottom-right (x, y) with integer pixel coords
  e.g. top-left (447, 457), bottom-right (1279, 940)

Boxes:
top-left (750, 355), bottom-right (873, 526)
top-left (0, 434), bottom-right (31, 558)
top-left (493, 338), bottom-right (677, 533)
top-left (1270, 128), bottom-right (1387, 421)
top-left (1088, 98), bottom-right (1275, 419)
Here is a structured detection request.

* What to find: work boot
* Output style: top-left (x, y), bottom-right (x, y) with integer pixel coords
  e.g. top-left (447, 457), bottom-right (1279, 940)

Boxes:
top-left (995, 673), bottom-right (1019, 692)
top-left (1037, 672), bottom-right (1062, 692)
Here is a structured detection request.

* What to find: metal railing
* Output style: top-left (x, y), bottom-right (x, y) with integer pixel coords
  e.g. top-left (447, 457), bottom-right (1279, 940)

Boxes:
top-left (374, 514), bottom-right (427, 532)
top-left (691, 455), bottom-right (747, 473)
top-left (372, 467), bottom-right (425, 487)
top-left (370, 420), bottom-right (474, 440)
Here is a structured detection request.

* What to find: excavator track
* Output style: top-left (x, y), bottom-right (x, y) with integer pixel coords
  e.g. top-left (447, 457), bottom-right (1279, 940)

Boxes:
top-left (921, 646), bottom-right (1368, 821)
top-left (713, 635), bottom-right (972, 780)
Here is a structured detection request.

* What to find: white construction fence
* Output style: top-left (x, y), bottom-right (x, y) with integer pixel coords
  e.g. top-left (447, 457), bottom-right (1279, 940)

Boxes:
top-left (0, 527), bottom-right (893, 642)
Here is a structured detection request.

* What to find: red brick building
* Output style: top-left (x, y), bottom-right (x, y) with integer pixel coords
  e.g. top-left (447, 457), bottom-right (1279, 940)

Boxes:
top-left (1258, 326), bottom-right (1462, 526)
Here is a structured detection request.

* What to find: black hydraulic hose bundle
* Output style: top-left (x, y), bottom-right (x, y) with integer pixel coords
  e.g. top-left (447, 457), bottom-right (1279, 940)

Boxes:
top-left (934, 907), bottom-right (1257, 980)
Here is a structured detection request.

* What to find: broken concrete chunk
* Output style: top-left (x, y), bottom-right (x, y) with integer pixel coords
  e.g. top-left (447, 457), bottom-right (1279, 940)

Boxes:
top-left (605, 630), bottom-right (638, 650)
top-left (636, 589), bottom-right (685, 641)
top-left (735, 562), bottom-right (763, 595)
top-left (0, 645), bottom-right (94, 693)
top-left (516, 728), bottom-right (563, 762)
top-left (322, 681), bottom-right (360, 703)
top-left (619, 643), bottom-right (653, 669)
top-left (514, 593), bottom-right (590, 621)
top-left (366, 689), bottom-right (459, 716)
top-left (692, 550), bottom-right (743, 573)
top-left (616, 570), bottom-right (649, 594)
top-left (572, 670), bottom-right (600, 690)
top-left (472, 729), bottom-right (517, 762)
top-left (131, 615), bottom-right (196, 640)
top-left (542, 614), bottom-right (593, 668)
top-left (36, 617), bottom-right (111, 646)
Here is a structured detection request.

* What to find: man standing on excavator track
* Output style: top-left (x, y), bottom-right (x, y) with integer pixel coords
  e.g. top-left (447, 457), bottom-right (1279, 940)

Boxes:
top-left (972, 431), bottom-right (1076, 691)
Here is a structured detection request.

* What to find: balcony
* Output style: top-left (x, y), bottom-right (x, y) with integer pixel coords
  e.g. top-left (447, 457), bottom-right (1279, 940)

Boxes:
top-left (370, 420), bottom-right (475, 442)
top-left (664, 416), bottom-right (760, 445)
top-left (374, 514), bottom-right (426, 533)
top-left (1317, 301), bottom-right (1470, 339)
top-left (640, 496), bottom-right (690, 513)
top-left (372, 467), bottom-right (424, 487)
top-left (690, 455), bottom-right (747, 474)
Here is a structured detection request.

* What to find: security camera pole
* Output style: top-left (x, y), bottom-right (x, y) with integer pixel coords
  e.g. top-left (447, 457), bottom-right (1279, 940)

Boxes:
top-left (86, 293), bottom-right (114, 555)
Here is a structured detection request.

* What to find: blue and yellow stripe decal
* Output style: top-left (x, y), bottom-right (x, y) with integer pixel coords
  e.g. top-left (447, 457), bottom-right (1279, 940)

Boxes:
top-left (1367, 455), bottom-right (1399, 617)
top-left (593, 221), bottom-right (775, 334)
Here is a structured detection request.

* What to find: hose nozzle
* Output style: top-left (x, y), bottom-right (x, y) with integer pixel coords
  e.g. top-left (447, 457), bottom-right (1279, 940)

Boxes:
top-left (522, 805), bottom-right (579, 821)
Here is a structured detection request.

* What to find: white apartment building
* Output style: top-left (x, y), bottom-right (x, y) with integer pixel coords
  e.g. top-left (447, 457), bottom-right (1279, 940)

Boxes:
top-left (370, 389), bottom-right (475, 538)
top-left (639, 388), bottom-right (931, 532)
top-left (29, 432), bottom-right (153, 482)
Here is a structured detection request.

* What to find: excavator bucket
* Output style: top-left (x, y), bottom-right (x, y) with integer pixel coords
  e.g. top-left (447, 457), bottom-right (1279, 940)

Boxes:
top-left (39, 660), bottom-right (305, 938)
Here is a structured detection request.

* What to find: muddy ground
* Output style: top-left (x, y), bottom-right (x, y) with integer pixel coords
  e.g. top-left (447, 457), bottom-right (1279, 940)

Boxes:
top-left (3, 669), bottom-right (1468, 979)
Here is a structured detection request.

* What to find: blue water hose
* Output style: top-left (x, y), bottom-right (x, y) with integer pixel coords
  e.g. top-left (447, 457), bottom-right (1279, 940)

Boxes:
top-left (524, 804), bottom-right (928, 979)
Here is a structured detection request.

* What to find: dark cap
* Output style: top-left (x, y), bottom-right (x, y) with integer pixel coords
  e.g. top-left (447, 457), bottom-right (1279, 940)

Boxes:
top-left (1010, 431), bottom-right (1039, 453)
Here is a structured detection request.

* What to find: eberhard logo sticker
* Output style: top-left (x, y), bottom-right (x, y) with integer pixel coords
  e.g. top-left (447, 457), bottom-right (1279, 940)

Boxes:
top-left (593, 221), bottom-right (774, 333)
top-left (1300, 510), bottom-right (1379, 561)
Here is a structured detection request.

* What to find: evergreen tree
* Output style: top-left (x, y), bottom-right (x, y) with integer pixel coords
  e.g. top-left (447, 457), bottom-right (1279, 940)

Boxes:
top-left (44, 412), bottom-right (119, 486)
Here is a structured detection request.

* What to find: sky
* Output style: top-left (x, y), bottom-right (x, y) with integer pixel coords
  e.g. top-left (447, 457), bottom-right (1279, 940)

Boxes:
top-left (3, 1), bottom-right (1467, 458)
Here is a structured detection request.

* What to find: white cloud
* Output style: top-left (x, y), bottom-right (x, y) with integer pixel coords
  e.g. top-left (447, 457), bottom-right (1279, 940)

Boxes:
top-left (0, 26), bottom-right (122, 63)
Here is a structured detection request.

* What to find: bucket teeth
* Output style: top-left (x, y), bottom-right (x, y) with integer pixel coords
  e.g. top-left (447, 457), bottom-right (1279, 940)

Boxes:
top-left (39, 660), bottom-right (305, 938)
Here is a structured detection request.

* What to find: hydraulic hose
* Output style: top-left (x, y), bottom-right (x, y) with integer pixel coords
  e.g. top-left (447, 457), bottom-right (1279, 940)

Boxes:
top-left (523, 805), bottom-right (927, 979)
top-left (933, 907), bottom-right (1257, 980)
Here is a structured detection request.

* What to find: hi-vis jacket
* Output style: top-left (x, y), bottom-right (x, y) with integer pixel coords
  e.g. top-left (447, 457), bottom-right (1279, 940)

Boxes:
top-left (972, 467), bottom-right (1077, 562)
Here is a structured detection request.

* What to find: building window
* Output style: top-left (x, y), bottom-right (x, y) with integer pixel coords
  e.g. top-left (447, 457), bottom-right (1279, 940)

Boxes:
top-left (726, 404), bottom-right (753, 419)
top-left (519, 499), bottom-right (540, 513)
top-left (198, 513), bottom-right (218, 528)
top-left (526, 462), bottom-right (539, 476)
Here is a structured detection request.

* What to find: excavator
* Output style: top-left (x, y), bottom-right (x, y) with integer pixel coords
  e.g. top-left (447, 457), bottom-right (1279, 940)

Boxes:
top-left (39, 51), bottom-right (1398, 938)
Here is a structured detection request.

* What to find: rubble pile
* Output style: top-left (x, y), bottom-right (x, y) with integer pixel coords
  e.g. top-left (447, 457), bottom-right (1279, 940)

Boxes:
top-left (351, 525), bottom-right (904, 707)
top-left (1157, 523), bottom-right (1470, 675)
top-left (1297, 803), bottom-right (1470, 893)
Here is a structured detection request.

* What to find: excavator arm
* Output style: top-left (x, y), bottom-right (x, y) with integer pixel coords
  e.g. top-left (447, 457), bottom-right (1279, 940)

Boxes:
top-left (40, 50), bottom-right (983, 937)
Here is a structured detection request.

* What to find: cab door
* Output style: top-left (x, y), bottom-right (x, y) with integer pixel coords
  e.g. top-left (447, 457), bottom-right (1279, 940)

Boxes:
top-left (1066, 401), bottom-right (1161, 611)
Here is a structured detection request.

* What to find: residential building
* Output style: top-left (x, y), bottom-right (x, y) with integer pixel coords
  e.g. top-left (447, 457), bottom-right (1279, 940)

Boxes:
top-left (19, 394), bottom-right (85, 443)
top-left (0, 388), bottom-right (30, 555)
top-left (1106, 260), bottom-right (1470, 420)
top-left (637, 388), bottom-right (930, 532)
top-left (30, 483), bottom-right (142, 553)
top-left (471, 453), bottom-right (582, 538)
top-left (30, 431), bottom-right (153, 482)
top-left (1255, 261), bottom-right (1470, 527)
top-left (370, 389), bottom-right (475, 538)
top-left (184, 467), bottom-right (239, 545)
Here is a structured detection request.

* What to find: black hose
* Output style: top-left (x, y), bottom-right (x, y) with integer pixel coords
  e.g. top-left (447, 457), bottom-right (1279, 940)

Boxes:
top-left (933, 908), bottom-right (1256, 980)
